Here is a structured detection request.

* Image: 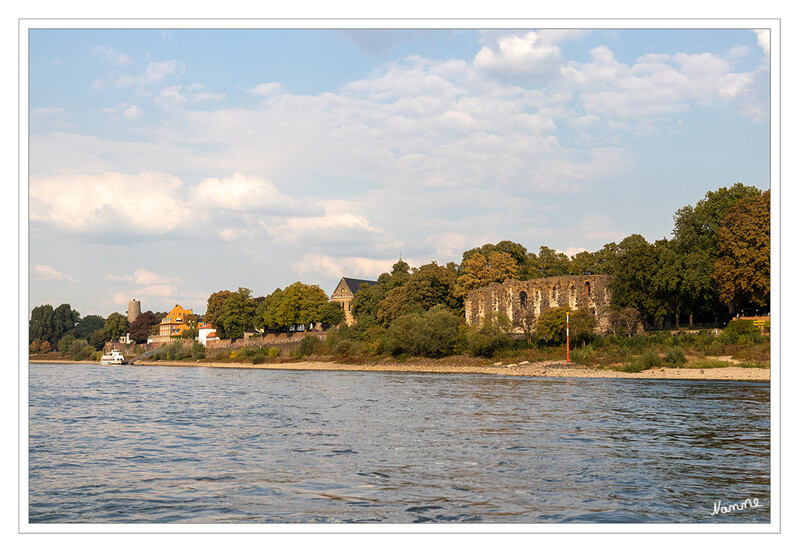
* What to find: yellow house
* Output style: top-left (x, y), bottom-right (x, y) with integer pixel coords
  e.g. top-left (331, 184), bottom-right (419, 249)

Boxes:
top-left (158, 304), bottom-right (194, 339)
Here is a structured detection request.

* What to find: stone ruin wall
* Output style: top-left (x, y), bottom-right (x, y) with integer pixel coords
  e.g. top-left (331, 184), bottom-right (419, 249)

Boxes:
top-left (465, 275), bottom-right (613, 334)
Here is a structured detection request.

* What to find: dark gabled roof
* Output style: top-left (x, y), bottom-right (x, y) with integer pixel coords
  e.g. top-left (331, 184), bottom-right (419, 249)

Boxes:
top-left (341, 277), bottom-right (378, 294)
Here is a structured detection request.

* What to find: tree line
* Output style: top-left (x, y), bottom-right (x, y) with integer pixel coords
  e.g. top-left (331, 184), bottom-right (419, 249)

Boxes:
top-left (30, 183), bottom-right (769, 354)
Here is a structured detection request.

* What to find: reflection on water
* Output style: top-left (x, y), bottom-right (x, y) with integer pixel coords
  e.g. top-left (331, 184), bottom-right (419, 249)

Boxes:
top-left (29, 364), bottom-right (770, 523)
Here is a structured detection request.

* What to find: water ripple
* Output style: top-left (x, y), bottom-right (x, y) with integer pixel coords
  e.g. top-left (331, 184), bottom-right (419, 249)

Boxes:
top-left (29, 364), bottom-right (770, 524)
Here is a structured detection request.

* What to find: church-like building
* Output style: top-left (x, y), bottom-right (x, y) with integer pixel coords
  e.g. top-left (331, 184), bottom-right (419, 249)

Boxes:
top-left (330, 277), bottom-right (378, 325)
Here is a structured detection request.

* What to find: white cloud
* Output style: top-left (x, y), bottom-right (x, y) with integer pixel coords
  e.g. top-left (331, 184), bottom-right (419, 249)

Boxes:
top-left (248, 82), bottom-right (282, 95)
top-left (32, 264), bottom-right (75, 282)
top-left (29, 171), bottom-right (190, 235)
top-left (95, 59), bottom-right (184, 90)
top-left (92, 45), bottom-right (133, 66)
top-left (291, 253), bottom-right (396, 280)
top-left (190, 173), bottom-right (310, 215)
top-left (754, 30), bottom-right (770, 55)
top-left (424, 232), bottom-right (469, 261)
top-left (474, 31), bottom-right (563, 81)
top-left (123, 105), bottom-right (143, 120)
top-left (132, 269), bottom-right (180, 285)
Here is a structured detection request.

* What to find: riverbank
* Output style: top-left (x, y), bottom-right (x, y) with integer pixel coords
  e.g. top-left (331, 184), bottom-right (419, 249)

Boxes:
top-left (99, 358), bottom-right (770, 381)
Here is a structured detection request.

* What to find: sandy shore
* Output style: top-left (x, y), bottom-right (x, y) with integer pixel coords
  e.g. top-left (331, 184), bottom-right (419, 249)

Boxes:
top-left (122, 358), bottom-right (769, 382)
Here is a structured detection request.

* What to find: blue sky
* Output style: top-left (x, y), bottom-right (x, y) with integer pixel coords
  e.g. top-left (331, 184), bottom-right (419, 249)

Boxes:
top-left (27, 25), bottom-right (772, 318)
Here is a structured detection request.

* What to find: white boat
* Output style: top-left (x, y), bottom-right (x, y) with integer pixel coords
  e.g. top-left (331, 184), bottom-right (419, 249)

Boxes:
top-left (100, 350), bottom-right (126, 365)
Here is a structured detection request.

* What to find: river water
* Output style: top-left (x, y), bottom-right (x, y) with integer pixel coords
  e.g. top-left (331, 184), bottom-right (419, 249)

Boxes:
top-left (28, 363), bottom-right (770, 524)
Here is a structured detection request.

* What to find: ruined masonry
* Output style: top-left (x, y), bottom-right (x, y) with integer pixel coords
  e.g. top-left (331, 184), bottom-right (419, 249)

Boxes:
top-left (465, 275), bottom-right (613, 334)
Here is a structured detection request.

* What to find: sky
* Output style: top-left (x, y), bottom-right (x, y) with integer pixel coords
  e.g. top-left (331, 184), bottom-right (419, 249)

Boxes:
top-left (26, 24), bottom-right (773, 318)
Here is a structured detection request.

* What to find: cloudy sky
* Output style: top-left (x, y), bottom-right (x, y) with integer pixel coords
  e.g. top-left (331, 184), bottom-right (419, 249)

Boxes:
top-left (27, 25), bottom-right (772, 318)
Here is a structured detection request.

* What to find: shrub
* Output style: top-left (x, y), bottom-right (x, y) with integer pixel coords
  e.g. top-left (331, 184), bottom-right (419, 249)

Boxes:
top-left (159, 341), bottom-right (189, 361)
top-left (252, 353), bottom-right (266, 364)
top-left (294, 335), bottom-right (323, 358)
top-left (384, 306), bottom-right (461, 358)
top-left (66, 339), bottom-right (95, 361)
top-left (663, 346), bottom-right (686, 368)
top-left (614, 349), bottom-right (659, 373)
top-left (267, 346), bottom-right (281, 357)
top-left (640, 348), bottom-right (661, 370)
top-left (534, 307), bottom-right (596, 346)
top-left (191, 341), bottom-right (206, 360)
top-left (334, 339), bottom-right (356, 357)
top-left (58, 334), bottom-right (76, 354)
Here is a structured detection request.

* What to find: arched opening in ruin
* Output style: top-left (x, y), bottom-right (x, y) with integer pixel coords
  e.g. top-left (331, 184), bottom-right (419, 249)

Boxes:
top-left (519, 290), bottom-right (528, 309)
top-left (551, 286), bottom-right (558, 302)
top-left (584, 281), bottom-right (591, 296)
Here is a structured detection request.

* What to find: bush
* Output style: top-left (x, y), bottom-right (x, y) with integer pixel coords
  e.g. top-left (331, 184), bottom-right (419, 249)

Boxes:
top-left (159, 341), bottom-right (190, 361)
top-left (267, 346), bottom-right (281, 357)
top-left (467, 311), bottom-right (512, 358)
top-left (534, 307), bottom-right (596, 346)
top-left (58, 334), bottom-right (76, 354)
top-left (334, 339), bottom-right (357, 357)
top-left (663, 346), bottom-right (686, 367)
top-left (615, 348), bottom-right (660, 373)
top-left (384, 306), bottom-right (461, 358)
top-left (294, 335), bottom-right (323, 358)
top-left (252, 353), bottom-right (266, 364)
top-left (68, 339), bottom-right (95, 361)
top-left (191, 341), bottom-right (206, 360)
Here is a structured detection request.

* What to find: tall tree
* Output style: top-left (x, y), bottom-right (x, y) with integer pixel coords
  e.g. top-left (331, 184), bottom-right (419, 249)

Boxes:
top-left (216, 287), bottom-right (257, 339)
top-left (29, 304), bottom-right (55, 344)
top-left (74, 314), bottom-right (105, 340)
top-left (103, 312), bottom-right (129, 341)
top-left (455, 251), bottom-right (519, 298)
top-left (52, 303), bottom-right (79, 344)
top-left (671, 183), bottom-right (762, 317)
top-left (205, 290), bottom-right (233, 328)
top-left (713, 190), bottom-right (770, 312)
top-left (536, 246), bottom-right (572, 277)
top-left (605, 234), bottom-right (668, 328)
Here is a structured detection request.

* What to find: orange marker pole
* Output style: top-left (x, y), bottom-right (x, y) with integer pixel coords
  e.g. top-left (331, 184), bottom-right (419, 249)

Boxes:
top-left (566, 313), bottom-right (570, 362)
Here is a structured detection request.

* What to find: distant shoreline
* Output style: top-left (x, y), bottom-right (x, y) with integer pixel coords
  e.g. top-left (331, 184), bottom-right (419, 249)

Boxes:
top-left (29, 358), bottom-right (770, 382)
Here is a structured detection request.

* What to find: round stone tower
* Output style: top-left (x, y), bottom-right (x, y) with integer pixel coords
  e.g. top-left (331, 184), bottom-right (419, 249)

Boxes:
top-left (127, 299), bottom-right (142, 323)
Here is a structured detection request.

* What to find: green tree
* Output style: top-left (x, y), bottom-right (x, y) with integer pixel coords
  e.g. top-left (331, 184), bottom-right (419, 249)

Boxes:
top-left (350, 280), bottom-right (388, 329)
top-left (605, 235), bottom-right (667, 328)
top-left (275, 282), bottom-right (328, 328)
top-left (257, 288), bottom-right (285, 331)
top-left (89, 328), bottom-right (106, 350)
top-left (384, 306), bottom-right (461, 358)
top-left (74, 314), bottom-right (105, 340)
top-left (29, 304), bottom-right (55, 344)
top-left (68, 338), bottom-right (94, 361)
top-left (536, 246), bottom-right (572, 277)
top-left (102, 312), bottom-right (129, 342)
top-left (713, 190), bottom-right (770, 312)
top-left (205, 290), bottom-right (233, 328)
top-left (216, 287), bottom-right (257, 339)
top-left (455, 251), bottom-right (519, 298)
top-left (534, 307), bottom-right (596, 346)
top-left (317, 301), bottom-right (345, 329)
top-left (53, 303), bottom-right (79, 344)
top-left (181, 327), bottom-right (200, 340)
top-left (671, 183), bottom-right (762, 317)
top-left (467, 311), bottom-right (513, 358)
top-left (377, 261), bottom-right (461, 327)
